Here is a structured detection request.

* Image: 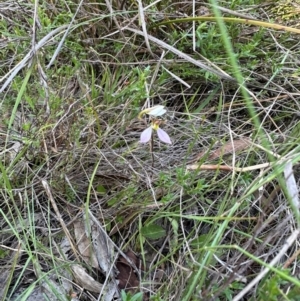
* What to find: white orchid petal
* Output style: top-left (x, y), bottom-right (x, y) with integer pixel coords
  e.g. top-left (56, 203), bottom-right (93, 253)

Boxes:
top-left (157, 128), bottom-right (172, 144)
top-left (147, 105), bottom-right (166, 117)
top-left (140, 126), bottom-right (153, 143)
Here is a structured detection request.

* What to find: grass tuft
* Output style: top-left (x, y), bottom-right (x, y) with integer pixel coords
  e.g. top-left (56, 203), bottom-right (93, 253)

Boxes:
top-left (1, 0), bottom-right (300, 300)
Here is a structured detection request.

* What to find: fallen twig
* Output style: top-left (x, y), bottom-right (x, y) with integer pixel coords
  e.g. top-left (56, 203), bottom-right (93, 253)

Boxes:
top-left (186, 162), bottom-right (271, 172)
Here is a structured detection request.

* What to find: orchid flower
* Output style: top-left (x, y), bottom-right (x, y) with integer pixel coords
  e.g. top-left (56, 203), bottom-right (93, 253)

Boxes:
top-left (140, 121), bottom-right (172, 144)
top-left (138, 105), bottom-right (171, 144)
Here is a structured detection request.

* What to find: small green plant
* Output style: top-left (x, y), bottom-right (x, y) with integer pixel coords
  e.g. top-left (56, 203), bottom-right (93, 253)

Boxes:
top-left (121, 290), bottom-right (143, 301)
top-left (258, 270), bottom-right (300, 301)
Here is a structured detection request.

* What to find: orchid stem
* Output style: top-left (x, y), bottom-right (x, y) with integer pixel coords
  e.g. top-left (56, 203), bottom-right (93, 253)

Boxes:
top-left (151, 132), bottom-right (154, 167)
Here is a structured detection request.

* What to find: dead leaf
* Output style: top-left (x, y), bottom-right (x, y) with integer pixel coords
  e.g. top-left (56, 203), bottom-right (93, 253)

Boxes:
top-left (209, 138), bottom-right (251, 159)
top-left (116, 250), bottom-right (141, 293)
top-left (91, 222), bottom-right (114, 274)
top-left (191, 138), bottom-right (252, 163)
top-left (74, 220), bottom-right (98, 268)
top-left (72, 264), bottom-right (103, 293)
top-left (152, 268), bottom-right (164, 282)
top-left (284, 161), bottom-right (300, 208)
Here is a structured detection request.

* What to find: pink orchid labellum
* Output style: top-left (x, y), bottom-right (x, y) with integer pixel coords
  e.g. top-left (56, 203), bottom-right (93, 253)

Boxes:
top-left (140, 121), bottom-right (172, 144)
